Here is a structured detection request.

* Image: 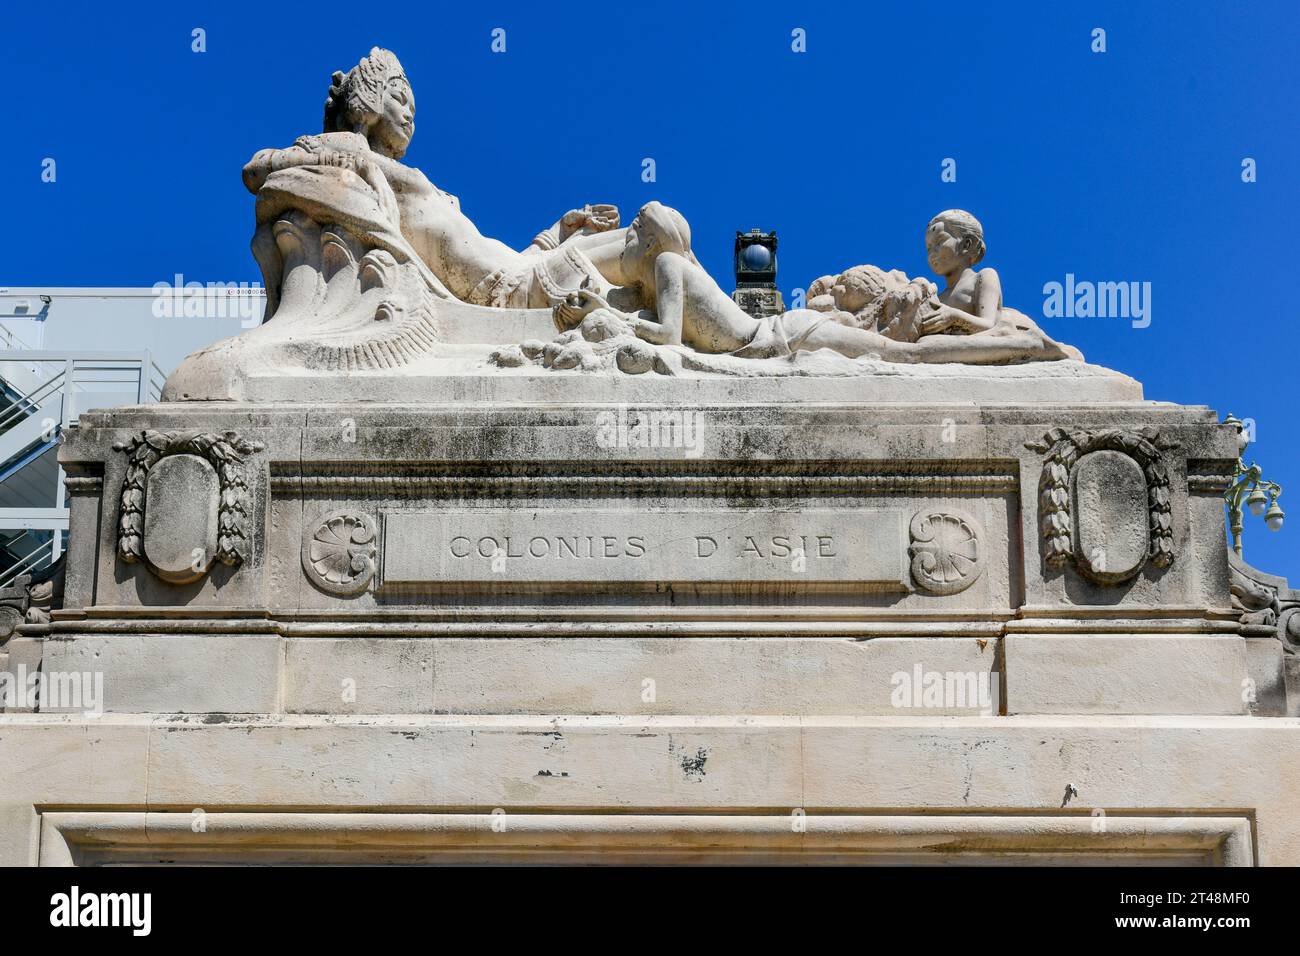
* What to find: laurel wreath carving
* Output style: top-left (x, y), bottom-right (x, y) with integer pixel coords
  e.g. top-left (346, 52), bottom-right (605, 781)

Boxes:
top-left (1024, 426), bottom-right (1179, 572)
top-left (112, 430), bottom-right (265, 568)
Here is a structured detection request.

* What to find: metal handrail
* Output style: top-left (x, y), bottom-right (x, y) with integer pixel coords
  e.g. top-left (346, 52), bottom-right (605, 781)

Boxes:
top-left (0, 323), bottom-right (36, 351)
top-left (0, 349), bottom-right (158, 362)
top-left (0, 369), bottom-right (65, 433)
top-left (0, 351), bottom-right (162, 431)
top-left (0, 535), bottom-right (56, 589)
top-left (0, 353), bottom-right (161, 562)
top-left (149, 360), bottom-right (167, 401)
top-left (1, 528), bottom-right (41, 553)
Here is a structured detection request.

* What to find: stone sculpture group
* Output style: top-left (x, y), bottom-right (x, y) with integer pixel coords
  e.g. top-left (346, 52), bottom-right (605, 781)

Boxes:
top-left (166, 47), bottom-right (1080, 397)
top-left (5, 43), bottom-right (1299, 869)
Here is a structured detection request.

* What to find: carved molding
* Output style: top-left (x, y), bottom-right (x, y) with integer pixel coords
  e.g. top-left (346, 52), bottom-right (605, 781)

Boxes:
top-left (908, 510), bottom-right (984, 595)
top-left (61, 476), bottom-right (103, 493)
top-left (302, 511), bottom-right (378, 596)
top-left (112, 430), bottom-right (265, 571)
top-left (1230, 549), bottom-right (1300, 653)
top-left (271, 473), bottom-right (1018, 496)
top-left (37, 810), bottom-right (1255, 866)
top-left (1025, 427), bottom-right (1179, 583)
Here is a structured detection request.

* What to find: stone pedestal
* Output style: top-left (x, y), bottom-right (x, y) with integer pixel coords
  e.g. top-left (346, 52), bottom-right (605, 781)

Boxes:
top-left (2, 374), bottom-right (1297, 866)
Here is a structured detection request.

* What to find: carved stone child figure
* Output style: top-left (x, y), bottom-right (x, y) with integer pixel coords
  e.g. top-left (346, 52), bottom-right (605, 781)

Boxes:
top-left (917, 209), bottom-right (1081, 359)
top-left (554, 203), bottom-right (1076, 365)
top-left (555, 203), bottom-right (922, 361)
top-left (806, 265), bottom-right (938, 342)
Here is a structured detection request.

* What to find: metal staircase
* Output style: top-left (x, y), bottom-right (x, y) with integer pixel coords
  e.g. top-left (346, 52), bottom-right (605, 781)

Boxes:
top-left (0, 349), bottom-right (164, 587)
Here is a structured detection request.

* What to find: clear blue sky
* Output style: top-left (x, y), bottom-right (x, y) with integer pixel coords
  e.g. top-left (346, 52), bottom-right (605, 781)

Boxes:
top-left (5, 0), bottom-right (1298, 577)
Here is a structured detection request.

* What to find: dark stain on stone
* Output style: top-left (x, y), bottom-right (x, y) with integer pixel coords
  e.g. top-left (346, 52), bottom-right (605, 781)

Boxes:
top-left (678, 747), bottom-right (708, 780)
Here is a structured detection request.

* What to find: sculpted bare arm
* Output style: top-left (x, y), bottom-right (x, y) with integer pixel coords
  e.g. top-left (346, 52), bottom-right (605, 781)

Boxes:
top-left (626, 254), bottom-right (758, 352)
top-left (974, 267), bottom-right (1003, 322)
top-left (242, 146), bottom-right (323, 193)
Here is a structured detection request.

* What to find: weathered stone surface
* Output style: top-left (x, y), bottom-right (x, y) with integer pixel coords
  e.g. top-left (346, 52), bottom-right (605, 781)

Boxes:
top-left (3, 715), bottom-right (1300, 863)
top-left (41, 635), bottom-right (280, 714)
top-left (59, 399), bottom-right (1234, 621)
top-left (6, 44), bottom-right (1296, 871)
top-left (1072, 449), bottom-right (1149, 583)
top-left (1003, 635), bottom-right (1248, 716)
top-left (36, 810), bottom-right (1253, 865)
top-left (163, 49), bottom-right (1086, 402)
top-left (382, 510), bottom-right (908, 587)
top-left (0, 803), bottom-right (38, 867)
top-left (908, 509), bottom-right (985, 595)
top-left (0, 637), bottom-right (45, 713)
top-left (302, 511), bottom-right (378, 596)
top-left (50, 634), bottom-right (1001, 717)
top-left (1287, 657), bottom-right (1300, 718)
top-left (1244, 636), bottom-right (1288, 716)
top-left (283, 638), bottom-right (433, 714)
top-left (165, 343), bottom-right (1142, 405)
top-left (142, 453), bottom-right (220, 582)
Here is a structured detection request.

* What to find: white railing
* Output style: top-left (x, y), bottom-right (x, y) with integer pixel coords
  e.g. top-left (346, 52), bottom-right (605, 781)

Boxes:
top-left (0, 352), bottom-right (163, 458)
top-left (0, 532), bottom-right (58, 589)
top-left (0, 350), bottom-right (165, 587)
top-left (0, 321), bottom-right (38, 351)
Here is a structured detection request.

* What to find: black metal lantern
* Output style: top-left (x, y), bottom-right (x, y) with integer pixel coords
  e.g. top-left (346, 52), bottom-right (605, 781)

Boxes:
top-left (731, 229), bottom-right (785, 319)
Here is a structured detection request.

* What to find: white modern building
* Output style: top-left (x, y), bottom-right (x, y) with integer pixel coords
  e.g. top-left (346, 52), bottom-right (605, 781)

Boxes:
top-left (0, 287), bottom-right (259, 587)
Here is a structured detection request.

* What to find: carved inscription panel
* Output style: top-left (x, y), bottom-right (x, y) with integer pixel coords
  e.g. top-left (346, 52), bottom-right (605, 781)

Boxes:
top-left (381, 510), bottom-right (909, 587)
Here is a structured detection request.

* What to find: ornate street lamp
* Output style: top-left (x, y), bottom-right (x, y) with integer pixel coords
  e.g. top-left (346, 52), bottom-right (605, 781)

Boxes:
top-left (1223, 413), bottom-right (1284, 556)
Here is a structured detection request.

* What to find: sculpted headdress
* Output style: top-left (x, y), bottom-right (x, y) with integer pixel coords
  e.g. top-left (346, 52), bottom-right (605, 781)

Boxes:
top-left (324, 47), bottom-right (408, 133)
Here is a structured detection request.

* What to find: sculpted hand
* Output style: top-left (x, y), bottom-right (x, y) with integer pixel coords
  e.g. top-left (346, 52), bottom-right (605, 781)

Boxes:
top-left (554, 288), bottom-right (613, 331)
top-left (318, 149), bottom-right (362, 172)
top-left (630, 317), bottom-right (670, 345)
top-left (919, 304), bottom-right (971, 336)
top-left (305, 148), bottom-right (399, 225)
top-left (559, 204), bottom-right (621, 239)
top-left (297, 136), bottom-right (353, 170)
top-left (560, 208), bottom-right (588, 231)
top-left (582, 204), bottom-right (620, 231)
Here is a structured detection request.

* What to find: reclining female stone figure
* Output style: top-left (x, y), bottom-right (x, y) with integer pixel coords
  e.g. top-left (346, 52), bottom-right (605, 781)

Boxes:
top-left (243, 47), bottom-right (641, 317)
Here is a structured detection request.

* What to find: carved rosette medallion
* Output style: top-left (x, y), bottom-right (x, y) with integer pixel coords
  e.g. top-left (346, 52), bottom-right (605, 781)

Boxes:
top-left (1025, 426), bottom-right (1179, 585)
top-left (302, 512), bottom-right (378, 596)
top-left (908, 510), bottom-right (984, 595)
